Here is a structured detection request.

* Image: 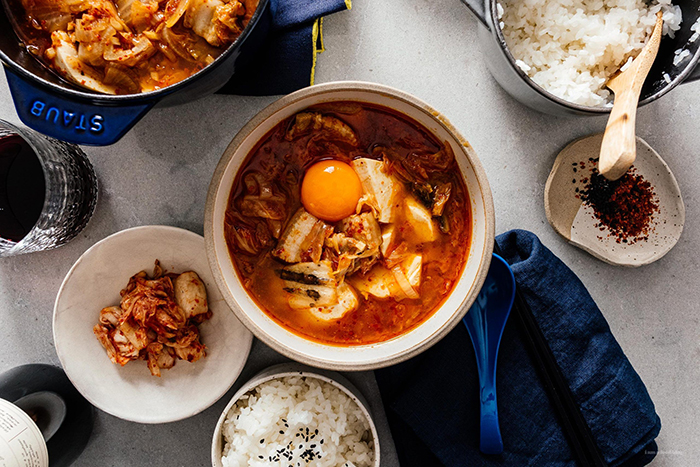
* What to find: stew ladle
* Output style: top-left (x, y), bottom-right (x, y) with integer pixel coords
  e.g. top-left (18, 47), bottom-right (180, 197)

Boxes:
top-left (599, 11), bottom-right (663, 180)
top-left (463, 253), bottom-right (516, 455)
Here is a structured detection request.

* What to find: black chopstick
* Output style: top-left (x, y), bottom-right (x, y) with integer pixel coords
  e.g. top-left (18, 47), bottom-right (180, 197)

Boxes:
top-left (493, 243), bottom-right (608, 467)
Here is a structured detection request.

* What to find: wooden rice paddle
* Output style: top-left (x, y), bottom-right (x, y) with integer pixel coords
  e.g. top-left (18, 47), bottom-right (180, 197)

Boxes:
top-left (599, 11), bottom-right (663, 181)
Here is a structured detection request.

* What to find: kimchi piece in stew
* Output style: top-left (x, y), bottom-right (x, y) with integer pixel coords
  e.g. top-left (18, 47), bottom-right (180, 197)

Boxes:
top-left (224, 102), bottom-right (471, 345)
top-left (7, 0), bottom-right (258, 93)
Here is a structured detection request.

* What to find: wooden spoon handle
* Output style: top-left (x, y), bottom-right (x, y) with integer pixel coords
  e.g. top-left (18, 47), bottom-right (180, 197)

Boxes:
top-left (599, 86), bottom-right (639, 180)
top-left (599, 11), bottom-right (663, 181)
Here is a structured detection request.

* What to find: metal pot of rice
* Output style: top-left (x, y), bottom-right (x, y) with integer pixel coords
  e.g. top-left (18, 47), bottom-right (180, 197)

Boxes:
top-left (461, 0), bottom-right (700, 116)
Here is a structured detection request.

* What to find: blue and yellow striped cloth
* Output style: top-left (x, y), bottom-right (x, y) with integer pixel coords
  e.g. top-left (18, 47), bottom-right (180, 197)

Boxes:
top-left (219, 0), bottom-right (350, 95)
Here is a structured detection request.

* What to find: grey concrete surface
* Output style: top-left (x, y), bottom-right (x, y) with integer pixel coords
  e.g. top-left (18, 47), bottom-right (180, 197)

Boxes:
top-left (1, 0), bottom-right (699, 465)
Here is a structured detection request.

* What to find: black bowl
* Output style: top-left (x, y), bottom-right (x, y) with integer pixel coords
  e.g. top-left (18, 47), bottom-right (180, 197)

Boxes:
top-left (0, 364), bottom-right (94, 467)
top-left (0, 0), bottom-right (271, 145)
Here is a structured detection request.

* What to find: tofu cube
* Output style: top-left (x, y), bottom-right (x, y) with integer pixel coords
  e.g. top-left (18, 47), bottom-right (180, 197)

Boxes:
top-left (404, 196), bottom-right (437, 243)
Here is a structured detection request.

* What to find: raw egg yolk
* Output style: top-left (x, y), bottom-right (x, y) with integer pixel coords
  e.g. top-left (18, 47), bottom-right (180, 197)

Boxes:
top-left (301, 160), bottom-right (362, 222)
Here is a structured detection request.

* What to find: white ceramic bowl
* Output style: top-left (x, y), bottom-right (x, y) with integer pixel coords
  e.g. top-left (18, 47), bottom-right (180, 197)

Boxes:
top-left (205, 82), bottom-right (495, 370)
top-left (53, 225), bottom-right (253, 423)
top-left (211, 363), bottom-right (380, 467)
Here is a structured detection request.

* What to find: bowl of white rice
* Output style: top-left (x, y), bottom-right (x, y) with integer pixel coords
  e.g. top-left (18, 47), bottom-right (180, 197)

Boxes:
top-left (211, 363), bottom-right (379, 467)
top-left (460, 0), bottom-right (700, 115)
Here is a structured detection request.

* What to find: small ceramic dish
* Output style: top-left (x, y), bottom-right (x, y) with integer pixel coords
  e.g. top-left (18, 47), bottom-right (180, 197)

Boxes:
top-left (13, 391), bottom-right (66, 442)
top-left (211, 363), bottom-right (380, 467)
top-left (53, 225), bottom-right (253, 423)
top-left (545, 134), bottom-right (685, 267)
top-left (205, 81), bottom-right (495, 371)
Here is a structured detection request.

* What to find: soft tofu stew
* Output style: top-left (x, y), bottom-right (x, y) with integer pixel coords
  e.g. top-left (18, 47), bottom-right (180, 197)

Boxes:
top-left (224, 102), bottom-right (471, 345)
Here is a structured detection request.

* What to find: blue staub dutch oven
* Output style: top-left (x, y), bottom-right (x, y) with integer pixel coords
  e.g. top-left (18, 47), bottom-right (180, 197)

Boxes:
top-left (460, 0), bottom-right (700, 116)
top-left (0, 0), bottom-right (271, 145)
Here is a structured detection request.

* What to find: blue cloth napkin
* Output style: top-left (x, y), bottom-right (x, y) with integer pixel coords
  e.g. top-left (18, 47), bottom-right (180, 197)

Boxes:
top-left (218, 0), bottom-right (350, 95)
top-left (375, 229), bottom-right (661, 466)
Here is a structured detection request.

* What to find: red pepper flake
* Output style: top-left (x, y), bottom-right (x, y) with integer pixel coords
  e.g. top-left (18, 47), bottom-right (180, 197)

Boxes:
top-left (578, 160), bottom-right (659, 244)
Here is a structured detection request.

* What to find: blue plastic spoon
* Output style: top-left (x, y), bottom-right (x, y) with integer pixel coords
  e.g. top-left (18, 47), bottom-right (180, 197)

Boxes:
top-left (463, 253), bottom-right (516, 455)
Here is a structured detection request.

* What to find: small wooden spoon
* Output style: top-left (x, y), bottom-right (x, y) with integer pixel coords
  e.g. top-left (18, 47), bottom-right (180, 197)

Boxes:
top-left (599, 11), bottom-right (663, 181)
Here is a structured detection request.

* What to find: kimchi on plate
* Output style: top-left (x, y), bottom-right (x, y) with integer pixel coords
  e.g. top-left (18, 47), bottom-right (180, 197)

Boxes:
top-left (93, 260), bottom-right (213, 377)
top-left (224, 102), bottom-right (472, 346)
top-left (7, 0), bottom-right (258, 93)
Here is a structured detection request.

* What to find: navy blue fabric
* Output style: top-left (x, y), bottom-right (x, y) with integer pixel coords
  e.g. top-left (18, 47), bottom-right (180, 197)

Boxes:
top-left (219, 0), bottom-right (348, 95)
top-left (375, 230), bottom-right (661, 466)
top-left (271, 0), bottom-right (348, 28)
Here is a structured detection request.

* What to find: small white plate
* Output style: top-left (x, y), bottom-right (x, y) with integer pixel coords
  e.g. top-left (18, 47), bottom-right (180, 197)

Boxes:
top-left (545, 134), bottom-right (685, 267)
top-left (53, 225), bottom-right (253, 424)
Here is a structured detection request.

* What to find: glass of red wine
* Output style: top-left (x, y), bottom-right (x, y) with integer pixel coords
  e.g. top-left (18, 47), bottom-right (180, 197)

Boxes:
top-left (0, 120), bottom-right (97, 257)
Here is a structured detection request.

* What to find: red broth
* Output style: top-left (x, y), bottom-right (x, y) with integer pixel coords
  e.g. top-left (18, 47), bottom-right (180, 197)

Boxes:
top-left (7, 0), bottom-right (258, 94)
top-left (224, 102), bottom-right (471, 345)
